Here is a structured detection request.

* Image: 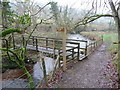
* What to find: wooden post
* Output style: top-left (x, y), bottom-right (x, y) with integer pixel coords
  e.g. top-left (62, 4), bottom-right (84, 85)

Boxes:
top-left (35, 38), bottom-right (38, 52)
top-left (62, 28), bottom-right (67, 71)
top-left (72, 48), bottom-right (74, 60)
top-left (85, 41), bottom-right (88, 56)
top-left (32, 36), bottom-right (35, 46)
top-left (41, 58), bottom-right (48, 86)
top-left (46, 38), bottom-right (48, 49)
top-left (77, 43), bottom-right (80, 60)
top-left (53, 47), bottom-right (55, 59)
top-left (58, 49), bottom-right (61, 68)
top-left (53, 40), bottom-right (55, 59)
top-left (94, 42), bottom-right (95, 50)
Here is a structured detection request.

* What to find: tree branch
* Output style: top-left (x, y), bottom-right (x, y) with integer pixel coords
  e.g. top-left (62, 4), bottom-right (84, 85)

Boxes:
top-left (31, 2), bottom-right (50, 16)
top-left (74, 14), bottom-right (114, 28)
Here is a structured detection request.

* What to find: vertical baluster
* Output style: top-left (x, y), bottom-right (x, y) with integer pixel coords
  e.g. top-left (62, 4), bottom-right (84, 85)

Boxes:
top-left (77, 43), bottom-right (80, 60)
top-left (58, 49), bottom-right (61, 68)
top-left (53, 40), bottom-right (55, 59)
top-left (85, 41), bottom-right (88, 56)
top-left (35, 37), bottom-right (38, 52)
top-left (46, 38), bottom-right (48, 49)
top-left (32, 36), bottom-right (34, 46)
top-left (72, 48), bottom-right (74, 60)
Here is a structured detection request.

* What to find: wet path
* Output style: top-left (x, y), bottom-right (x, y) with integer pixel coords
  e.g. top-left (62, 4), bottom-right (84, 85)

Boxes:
top-left (51, 43), bottom-right (113, 88)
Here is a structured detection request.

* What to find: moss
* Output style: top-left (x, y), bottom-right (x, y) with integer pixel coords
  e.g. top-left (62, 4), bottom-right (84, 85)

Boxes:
top-left (0, 28), bottom-right (20, 37)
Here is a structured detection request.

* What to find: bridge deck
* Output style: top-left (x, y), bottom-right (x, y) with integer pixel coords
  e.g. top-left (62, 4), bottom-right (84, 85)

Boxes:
top-left (16, 44), bottom-right (86, 60)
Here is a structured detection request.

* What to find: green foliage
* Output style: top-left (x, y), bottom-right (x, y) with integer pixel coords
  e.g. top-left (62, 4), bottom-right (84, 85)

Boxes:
top-left (0, 47), bottom-right (34, 88)
top-left (112, 60), bottom-right (120, 68)
top-left (109, 44), bottom-right (118, 54)
top-left (19, 14), bottom-right (31, 25)
top-left (0, 28), bottom-right (20, 37)
top-left (50, 1), bottom-right (61, 26)
top-left (1, 1), bottom-right (13, 27)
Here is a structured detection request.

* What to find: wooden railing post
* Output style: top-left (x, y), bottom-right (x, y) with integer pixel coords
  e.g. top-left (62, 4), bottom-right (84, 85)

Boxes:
top-left (53, 47), bottom-right (55, 59)
top-left (46, 38), bottom-right (48, 49)
top-left (35, 37), bottom-right (38, 52)
top-left (53, 40), bottom-right (55, 59)
top-left (32, 36), bottom-right (35, 46)
top-left (72, 48), bottom-right (74, 60)
top-left (58, 49), bottom-right (61, 68)
top-left (41, 58), bottom-right (48, 86)
top-left (85, 41), bottom-right (88, 56)
top-left (77, 43), bottom-right (80, 60)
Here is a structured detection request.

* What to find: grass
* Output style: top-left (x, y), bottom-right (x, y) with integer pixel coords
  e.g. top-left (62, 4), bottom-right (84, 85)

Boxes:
top-left (81, 31), bottom-right (119, 65)
top-left (80, 31), bottom-right (118, 43)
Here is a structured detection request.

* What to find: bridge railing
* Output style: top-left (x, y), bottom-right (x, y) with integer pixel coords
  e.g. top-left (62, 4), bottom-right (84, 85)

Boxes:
top-left (2, 35), bottom-right (103, 88)
top-left (87, 38), bottom-right (103, 56)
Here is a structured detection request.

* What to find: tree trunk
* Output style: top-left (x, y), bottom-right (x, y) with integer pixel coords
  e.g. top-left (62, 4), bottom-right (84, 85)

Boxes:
top-left (108, 0), bottom-right (120, 87)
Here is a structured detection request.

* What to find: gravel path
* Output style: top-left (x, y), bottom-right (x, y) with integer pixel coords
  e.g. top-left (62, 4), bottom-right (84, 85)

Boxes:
top-left (51, 43), bottom-right (113, 88)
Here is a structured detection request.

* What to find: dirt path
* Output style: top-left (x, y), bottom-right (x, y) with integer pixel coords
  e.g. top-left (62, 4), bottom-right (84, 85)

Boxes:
top-left (51, 43), bottom-right (114, 88)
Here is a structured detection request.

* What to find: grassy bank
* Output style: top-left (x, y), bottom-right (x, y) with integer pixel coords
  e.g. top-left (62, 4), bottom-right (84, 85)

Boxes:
top-left (80, 31), bottom-right (118, 66)
top-left (80, 31), bottom-right (118, 43)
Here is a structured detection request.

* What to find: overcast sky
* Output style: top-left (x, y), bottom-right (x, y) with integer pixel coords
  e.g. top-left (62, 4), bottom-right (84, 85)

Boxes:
top-left (32, 0), bottom-right (113, 14)
top-left (9, 0), bottom-right (119, 14)
top-left (33, 0), bottom-right (96, 10)
top-left (9, 0), bottom-right (118, 22)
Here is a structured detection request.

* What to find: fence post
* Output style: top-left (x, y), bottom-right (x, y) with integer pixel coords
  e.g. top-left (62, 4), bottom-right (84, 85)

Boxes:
top-left (46, 38), bottom-right (48, 49)
top-left (41, 58), bottom-right (48, 86)
top-left (72, 48), bottom-right (74, 60)
top-left (85, 41), bottom-right (88, 56)
top-left (35, 37), bottom-right (38, 52)
top-left (58, 49), bottom-right (61, 68)
top-left (22, 35), bottom-right (25, 47)
top-left (32, 36), bottom-right (35, 46)
top-left (53, 40), bottom-right (55, 59)
top-left (53, 47), bottom-right (55, 59)
top-left (77, 43), bottom-right (80, 60)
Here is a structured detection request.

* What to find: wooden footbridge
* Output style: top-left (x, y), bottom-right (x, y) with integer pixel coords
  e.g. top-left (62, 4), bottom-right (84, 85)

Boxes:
top-left (2, 35), bottom-right (103, 67)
